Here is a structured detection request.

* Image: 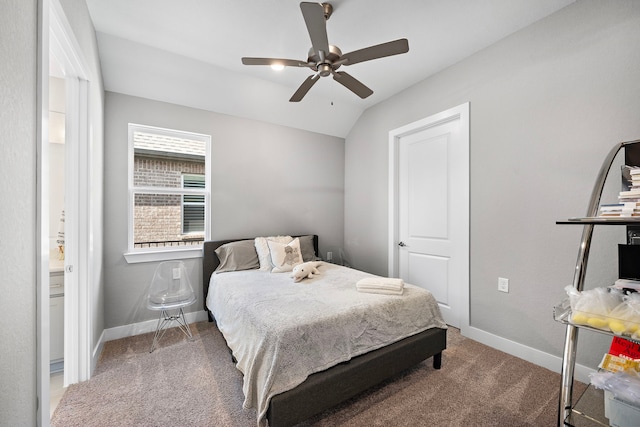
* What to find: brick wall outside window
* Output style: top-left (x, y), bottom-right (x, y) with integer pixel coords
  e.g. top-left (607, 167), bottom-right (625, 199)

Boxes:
top-left (133, 155), bottom-right (205, 246)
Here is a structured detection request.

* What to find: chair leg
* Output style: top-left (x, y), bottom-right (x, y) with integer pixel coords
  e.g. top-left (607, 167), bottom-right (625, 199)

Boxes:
top-left (150, 311), bottom-right (168, 353)
top-left (149, 308), bottom-right (194, 353)
top-left (174, 307), bottom-right (194, 341)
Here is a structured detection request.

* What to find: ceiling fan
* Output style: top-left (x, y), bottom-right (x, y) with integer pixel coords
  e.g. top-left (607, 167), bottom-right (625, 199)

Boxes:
top-left (241, 2), bottom-right (409, 102)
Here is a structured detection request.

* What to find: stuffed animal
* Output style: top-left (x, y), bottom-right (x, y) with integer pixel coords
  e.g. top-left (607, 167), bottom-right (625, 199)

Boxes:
top-left (291, 261), bottom-right (322, 283)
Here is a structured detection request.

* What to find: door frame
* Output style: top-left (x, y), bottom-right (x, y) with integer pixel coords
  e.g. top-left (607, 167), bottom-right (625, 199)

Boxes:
top-left (37, 1), bottom-right (92, 425)
top-left (388, 102), bottom-right (470, 331)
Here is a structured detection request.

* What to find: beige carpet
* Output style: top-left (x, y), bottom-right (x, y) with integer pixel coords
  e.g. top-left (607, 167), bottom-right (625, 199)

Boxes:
top-left (51, 321), bottom-right (584, 426)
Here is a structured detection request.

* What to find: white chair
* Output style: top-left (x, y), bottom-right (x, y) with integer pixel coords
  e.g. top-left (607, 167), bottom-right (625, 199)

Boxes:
top-left (146, 261), bottom-right (197, 352)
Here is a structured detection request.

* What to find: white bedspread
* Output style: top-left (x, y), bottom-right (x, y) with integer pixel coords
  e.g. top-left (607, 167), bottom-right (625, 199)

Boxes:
top-left (206, 262), bottom-right (447, 424)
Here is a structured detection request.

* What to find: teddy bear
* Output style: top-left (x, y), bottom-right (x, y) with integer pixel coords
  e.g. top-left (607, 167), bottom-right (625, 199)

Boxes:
top-left (291, 261), bottom-right (322, 282)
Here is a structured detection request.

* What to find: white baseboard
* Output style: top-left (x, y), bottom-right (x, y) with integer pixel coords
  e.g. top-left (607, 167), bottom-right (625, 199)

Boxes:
top-left (91, 329), bottom-right (105, 374)
top-left (87, 311), bottom-right (208, 380)
top-left (462, 325), bottom-right (595, 384)
top-left (101, 310), bottom-right (210, 343)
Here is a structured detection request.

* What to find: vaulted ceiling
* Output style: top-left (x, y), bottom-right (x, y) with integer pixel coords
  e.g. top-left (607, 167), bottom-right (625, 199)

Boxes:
top-left (85, 0), bottom-right (574, 137)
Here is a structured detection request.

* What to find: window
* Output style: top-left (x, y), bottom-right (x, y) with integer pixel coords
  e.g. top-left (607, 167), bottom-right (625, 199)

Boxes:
top-left (182, 174), bottom-right (205, 234)
top-left (125, 124), bottom-right (211, 263)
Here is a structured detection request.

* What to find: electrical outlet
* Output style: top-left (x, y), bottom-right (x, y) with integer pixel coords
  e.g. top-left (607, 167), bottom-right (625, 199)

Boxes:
top-left (498, 277), bottom-right (509, 293)
top-left (172, 267), bottom-right (181, 280)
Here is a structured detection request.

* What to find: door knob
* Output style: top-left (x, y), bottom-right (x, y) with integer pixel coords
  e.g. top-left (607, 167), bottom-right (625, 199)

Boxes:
top-left (398, 241), bottom-right (406, 247)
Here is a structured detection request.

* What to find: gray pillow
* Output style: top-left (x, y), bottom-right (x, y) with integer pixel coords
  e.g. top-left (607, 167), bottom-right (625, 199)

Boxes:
top-left (298, 235), bottom-right (318, 262)
top-left (214, 240), bottom-right (260, 273)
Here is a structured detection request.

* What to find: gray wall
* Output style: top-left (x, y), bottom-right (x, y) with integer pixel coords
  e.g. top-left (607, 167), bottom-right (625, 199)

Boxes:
top-left (0, 1), bottom-right (38, 424)
top-left (104, 92), bottom-right (345, 329)
top-left (345, 0), bottom-right (640, 369)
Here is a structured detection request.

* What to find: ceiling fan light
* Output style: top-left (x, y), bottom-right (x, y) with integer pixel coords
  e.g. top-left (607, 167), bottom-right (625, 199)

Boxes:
top-left (318, 63), bottom-right (332, 77)
top-left (271, 63), bottom-right (285, 71)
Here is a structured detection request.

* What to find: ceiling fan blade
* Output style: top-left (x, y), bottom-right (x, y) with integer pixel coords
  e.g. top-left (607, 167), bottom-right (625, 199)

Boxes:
top-left (289, 74), bottom-right (320, 102)
top-left (241, 57), bottom-right (310, 68)
top-left (300, 2), bottom-right (330, 58)
top-left (332, 71), bottom-right (373, 99)
top-left (339, 38), bottom-right (409, 66)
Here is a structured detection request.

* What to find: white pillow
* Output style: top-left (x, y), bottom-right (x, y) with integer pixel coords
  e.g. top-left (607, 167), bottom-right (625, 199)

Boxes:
top-left (267, 238), bottom-right (302, 273)
top-left (254, 236), bottom-right (292, 271)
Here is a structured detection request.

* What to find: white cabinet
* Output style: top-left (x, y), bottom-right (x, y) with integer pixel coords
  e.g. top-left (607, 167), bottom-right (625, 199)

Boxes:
top-left (50, 270), bottom-right (64, 370)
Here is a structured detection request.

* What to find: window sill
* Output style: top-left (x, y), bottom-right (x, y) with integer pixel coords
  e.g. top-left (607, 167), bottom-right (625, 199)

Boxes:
top-left (123, 247), bottom-right (203, 264)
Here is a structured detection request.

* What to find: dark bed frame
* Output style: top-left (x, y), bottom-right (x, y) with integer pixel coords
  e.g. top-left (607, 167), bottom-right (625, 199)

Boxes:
top-left (203, 236), bottom-right (447, 427)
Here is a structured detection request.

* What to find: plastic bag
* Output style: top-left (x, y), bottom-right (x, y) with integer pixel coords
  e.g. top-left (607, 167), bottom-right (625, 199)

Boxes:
top-left (565, 285), bottom-right (624, 330)
top-left (590, 370), bottom-right (640, 406)
top-left (608, 293), bottom-right (640, 338)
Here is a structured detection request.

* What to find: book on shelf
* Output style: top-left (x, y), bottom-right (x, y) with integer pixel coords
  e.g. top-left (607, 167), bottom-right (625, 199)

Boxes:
top-left (611, 278), bottom-right (640, 291)
top-left (596, 165), bottom-right (640, 216)
top-left (618, 198), bottom-right (640, 205)
top-left (599, 202), bottom-right (640, 217)
top-left (621, 165), bottom-right (640, 192)
top-left (628, 166), bottom-right (640, 174)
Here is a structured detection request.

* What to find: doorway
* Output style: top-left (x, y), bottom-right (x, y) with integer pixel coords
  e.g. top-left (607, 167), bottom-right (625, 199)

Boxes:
top-left (38, 1), bottom-right (93, 425)
top-left (48, 72), bottom-right (66, 416)
top-left (388, 103), bottom-right (469, 330)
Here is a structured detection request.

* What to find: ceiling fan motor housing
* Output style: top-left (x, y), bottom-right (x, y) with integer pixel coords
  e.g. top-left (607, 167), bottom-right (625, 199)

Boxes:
top-left (308, 45), bottom-right (342, 75)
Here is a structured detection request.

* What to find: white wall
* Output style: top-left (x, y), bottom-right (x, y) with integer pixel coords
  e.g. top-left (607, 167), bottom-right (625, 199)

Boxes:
top-left (103, 92), bottom-right (345, 329)
top-left (345, 0), bottom-right (640, 369)
top-left (0, 1), bottom-right (38, 424)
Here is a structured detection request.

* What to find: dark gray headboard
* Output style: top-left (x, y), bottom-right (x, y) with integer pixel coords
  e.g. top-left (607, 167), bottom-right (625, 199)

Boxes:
top-left (202, 235), bottom-right (319, 318)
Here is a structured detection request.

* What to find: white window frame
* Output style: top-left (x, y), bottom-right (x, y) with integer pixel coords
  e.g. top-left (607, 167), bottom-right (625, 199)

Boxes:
top-left (124, 123), bottom-right (211, 264)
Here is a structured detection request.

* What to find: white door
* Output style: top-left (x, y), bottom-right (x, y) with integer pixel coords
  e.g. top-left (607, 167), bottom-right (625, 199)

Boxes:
top-left (389, 103), bottom-right (469, 328)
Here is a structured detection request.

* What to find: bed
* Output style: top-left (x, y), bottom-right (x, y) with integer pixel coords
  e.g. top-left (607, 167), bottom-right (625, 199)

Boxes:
top-left (203, 235), bottom-right (447, 427)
